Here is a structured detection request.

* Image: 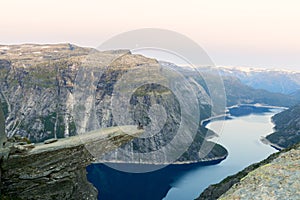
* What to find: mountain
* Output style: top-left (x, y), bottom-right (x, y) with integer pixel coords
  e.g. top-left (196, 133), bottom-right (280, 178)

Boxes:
top-left (198, 142), bottom-right (300, 200)
top-left (222, 76), bottom-right (299, 107)
top-left (161, 62), bottom-right (299, 107)
top-left (1, 43), bottom-right (296, 165)
top-left (211, 66), bottom-right (300, 95)
top-left (265, 104), bottom-right (300, 149)
top-left (290, 89), bottom-right (300, 101)
top-left (0, 44), bottom-right (226, 164)
top-left (1, 44), bottom-right (299, 199)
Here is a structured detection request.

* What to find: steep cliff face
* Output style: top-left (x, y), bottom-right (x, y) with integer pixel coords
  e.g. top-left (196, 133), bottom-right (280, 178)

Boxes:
top-left (0, 126), bottom-right (143, 199)
top-left (0, 44), bottom-right (92, 141)
top-left (198, 142), bottom-right (300, 200)
top-left (0, 44), bottom-right (226, 165)
top-left (0, 44), bottom-right (207, 139)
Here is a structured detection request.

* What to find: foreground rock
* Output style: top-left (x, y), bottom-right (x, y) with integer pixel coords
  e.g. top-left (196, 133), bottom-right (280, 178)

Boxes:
top-left (197, 142), bottom-right (300, 200)
top-left (0, 126), bottom-right (142, 200)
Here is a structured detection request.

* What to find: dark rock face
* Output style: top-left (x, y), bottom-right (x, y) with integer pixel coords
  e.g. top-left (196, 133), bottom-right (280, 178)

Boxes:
top-left (0, 144), bottom-right (97, 200)
top-left (266, 104), bottom-right (300, 148)
top-left (0, 102), bottom-right (6, 147)
top-left (0, 126), bottom-right (143, 199)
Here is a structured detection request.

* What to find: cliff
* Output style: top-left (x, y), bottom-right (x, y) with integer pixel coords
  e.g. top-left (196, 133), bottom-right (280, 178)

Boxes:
top-left (0, 126), bottom-right (143, 199)
top-left (197, 142), bottom-right (300, 200)
top-left (0, 44), bottom-right (227, 165)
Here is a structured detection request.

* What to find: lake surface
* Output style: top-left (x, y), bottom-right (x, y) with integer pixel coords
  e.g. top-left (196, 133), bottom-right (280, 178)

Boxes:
top-left (87, 106), bottom-right (283, 200)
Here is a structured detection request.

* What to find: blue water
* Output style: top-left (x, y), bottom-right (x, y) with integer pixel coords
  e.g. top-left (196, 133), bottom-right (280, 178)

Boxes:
top-left (87, 107), bottom-right (282, 200)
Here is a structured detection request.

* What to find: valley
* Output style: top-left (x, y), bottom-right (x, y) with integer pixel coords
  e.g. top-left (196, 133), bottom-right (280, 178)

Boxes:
top-left (0, 44), bottom-right (299, 200)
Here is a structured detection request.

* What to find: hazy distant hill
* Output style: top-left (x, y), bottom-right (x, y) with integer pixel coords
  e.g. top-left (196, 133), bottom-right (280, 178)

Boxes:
top-left (161, 62), bottom-right (299, 107)
top-left (199, 66), bottom-right (300, 95)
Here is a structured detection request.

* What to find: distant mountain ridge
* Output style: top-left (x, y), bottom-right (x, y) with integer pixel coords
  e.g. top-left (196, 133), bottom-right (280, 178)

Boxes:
top-left (199, 65), bottom-right (300, 95)
top-left (160, 62), bottom-right (300, 107)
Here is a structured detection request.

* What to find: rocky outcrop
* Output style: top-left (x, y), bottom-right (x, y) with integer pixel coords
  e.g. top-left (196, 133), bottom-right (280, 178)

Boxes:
top-left (0, 126), bottom-right (143, 200)
top-left (197, 142), bottom-right (300, 200)
top-left (1, 144), bottom-right (97, 200)
top-left (219, 143), bottom-right (300, 199)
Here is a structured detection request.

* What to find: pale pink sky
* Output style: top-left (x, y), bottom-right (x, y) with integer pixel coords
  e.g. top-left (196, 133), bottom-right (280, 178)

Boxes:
top-left (1, 0), bottom-right (300, 70)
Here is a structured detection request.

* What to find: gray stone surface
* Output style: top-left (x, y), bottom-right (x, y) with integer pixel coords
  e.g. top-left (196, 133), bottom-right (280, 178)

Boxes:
top-left (0, 126), bottom-right (143, 200)
top-left (219, 144), bottom-right (300, 200)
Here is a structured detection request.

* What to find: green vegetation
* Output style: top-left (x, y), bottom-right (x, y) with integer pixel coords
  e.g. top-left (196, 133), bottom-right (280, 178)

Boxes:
top-left (1, 99), bottom-right (9, 118)
top-left (42, 112), bottom-right (56, 135)
top-left (68, 120), bottom-right (77, 137)
top-left (0, 195), bottom-right (23, 200)
top-left (0, 102), bottom-right (6, 146)
top-left (133, 83), bottom-right (170, 96)
top-left (40, 113), bottom-right (66, 140)
top-left (19, 112), bottom-right (68, 143)
top-left (266, 104), bottom-right (300, 148)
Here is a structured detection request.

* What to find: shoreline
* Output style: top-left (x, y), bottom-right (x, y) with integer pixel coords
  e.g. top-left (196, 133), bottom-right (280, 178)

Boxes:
top-left (92, 104), bottom-right (284, 168)
top-left (92, 154), bottom-right (228, 166)
top-left (226, 103), bottom-right (288, 110)
top-left (201, 104), bottom-right (286, 127)
top-left (260, 136), bottom-right (284, 151)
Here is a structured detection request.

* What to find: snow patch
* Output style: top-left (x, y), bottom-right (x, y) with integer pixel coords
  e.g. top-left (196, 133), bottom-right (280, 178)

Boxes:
top-left (216, 65), bottom-right (300, 74)
top-left (0, 46), bottom-right (10, 50)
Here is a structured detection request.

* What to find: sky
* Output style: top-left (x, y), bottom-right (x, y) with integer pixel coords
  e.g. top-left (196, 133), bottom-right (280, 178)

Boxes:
top-left (1, 0), bottom-right (300, 70)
